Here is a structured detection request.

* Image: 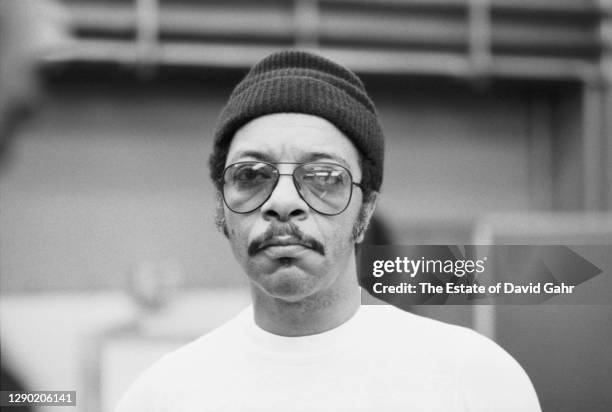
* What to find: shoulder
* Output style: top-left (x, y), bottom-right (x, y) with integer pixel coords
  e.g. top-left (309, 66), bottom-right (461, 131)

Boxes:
top-left (359, 305), bottom-right (509, 356)
top-left (357, 305), bottom-right (541, 411)
top-left (114, 314), bottom-right (245, 412)
top-left (359, 305), bottom-right (529, 370)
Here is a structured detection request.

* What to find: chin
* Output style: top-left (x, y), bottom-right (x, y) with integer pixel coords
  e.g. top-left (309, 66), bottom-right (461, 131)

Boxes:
top-left (254, 265), bottom-right (322, 302)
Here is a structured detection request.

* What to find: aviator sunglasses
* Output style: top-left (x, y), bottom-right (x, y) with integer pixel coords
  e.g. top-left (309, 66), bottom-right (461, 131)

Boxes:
top-left (222, 161), bottom-right (362, 216)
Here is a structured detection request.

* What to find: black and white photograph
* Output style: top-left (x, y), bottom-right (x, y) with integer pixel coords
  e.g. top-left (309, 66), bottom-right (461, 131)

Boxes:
top-left (1, 1), bottom-right (611, 411)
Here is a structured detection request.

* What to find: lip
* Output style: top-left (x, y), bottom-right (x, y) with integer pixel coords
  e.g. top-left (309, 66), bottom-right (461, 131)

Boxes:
top-left (257, 236), bottom-right (313, 258)
top-left (261, 244), bottom-right (311, 259)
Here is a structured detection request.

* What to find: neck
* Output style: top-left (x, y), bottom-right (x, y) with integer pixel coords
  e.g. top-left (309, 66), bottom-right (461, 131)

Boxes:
top-left (250, 258), bottom-right (361, 337)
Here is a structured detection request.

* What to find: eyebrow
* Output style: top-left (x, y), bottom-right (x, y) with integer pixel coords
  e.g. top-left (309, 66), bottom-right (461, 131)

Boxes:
top-left (230, 150), bottom-right (352, 169)
top-left (229, 150), bottom-right (275, 163)
top-left (302, 152), bottom-right (351, 169)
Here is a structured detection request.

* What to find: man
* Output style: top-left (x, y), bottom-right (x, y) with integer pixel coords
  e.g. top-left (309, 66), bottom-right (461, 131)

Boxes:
top-left (116, 50), bottom-right (540, 411)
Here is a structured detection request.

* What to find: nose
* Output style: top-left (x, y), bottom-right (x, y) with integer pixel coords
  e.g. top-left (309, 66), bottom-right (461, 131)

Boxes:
top-left (260, 174), bottom-right (309, 222)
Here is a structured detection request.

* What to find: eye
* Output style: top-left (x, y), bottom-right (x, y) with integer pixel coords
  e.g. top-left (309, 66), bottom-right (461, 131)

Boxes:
top-left (230, 163), bottom-right (274, 187)
top-left (234, 167), bottom-right (258, 181)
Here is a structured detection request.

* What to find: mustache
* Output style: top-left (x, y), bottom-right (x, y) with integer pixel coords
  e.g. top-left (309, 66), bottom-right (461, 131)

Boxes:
top-left (247, 222), bottom-right (325, 256)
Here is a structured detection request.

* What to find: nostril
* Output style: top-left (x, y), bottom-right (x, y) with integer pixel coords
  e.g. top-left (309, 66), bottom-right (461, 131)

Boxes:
top-left (289, 209), bottom-right (306, 219)
top-left (263, 207), bottom-right (306, 222)
top-left (263, 209), bottom-right (280, 221)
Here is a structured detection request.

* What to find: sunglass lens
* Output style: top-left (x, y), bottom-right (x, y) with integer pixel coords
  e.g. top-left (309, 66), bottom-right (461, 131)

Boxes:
top-left (223, 163), bottom-right (277, 213)
top-left (295, 164), bottom-right (352, 214)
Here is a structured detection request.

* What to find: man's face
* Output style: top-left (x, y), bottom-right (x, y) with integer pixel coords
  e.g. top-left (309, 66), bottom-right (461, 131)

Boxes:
top-left (223, 113), bottom-right (367, 302)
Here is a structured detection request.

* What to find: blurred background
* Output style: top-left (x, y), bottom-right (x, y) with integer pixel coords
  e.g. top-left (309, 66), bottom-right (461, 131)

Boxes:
top-left (0, 0), bottom-right (611, 411)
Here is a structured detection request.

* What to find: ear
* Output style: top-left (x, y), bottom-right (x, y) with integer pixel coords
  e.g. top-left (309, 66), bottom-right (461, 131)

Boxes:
top-left (355, 191), bottom-right (379, 244)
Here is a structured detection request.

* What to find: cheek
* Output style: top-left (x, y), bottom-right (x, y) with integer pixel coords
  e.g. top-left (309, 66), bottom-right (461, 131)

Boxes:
top-left (224, 212), bottom-right (251, 259)
top-left (318, 207), bottom-right (360, 255)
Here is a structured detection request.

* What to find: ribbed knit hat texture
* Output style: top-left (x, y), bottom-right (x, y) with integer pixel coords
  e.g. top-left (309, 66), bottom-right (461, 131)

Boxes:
top-left (211, 50), bottom-right (384, 191)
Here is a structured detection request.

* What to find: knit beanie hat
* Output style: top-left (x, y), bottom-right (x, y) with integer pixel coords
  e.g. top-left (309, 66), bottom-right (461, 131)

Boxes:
top-left (210, 50), bottom-right (384, 191)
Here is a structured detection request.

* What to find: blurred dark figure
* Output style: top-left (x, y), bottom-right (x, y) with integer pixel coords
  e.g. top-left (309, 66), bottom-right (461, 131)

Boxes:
top-left (0, 0), bottom-right (69, 166)
top-left (1, 352), bottom-right (32, 412)
top-left (0, 1), bottom-right (68, 407)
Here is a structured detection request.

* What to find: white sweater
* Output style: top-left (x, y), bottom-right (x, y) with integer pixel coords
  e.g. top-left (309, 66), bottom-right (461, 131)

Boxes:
top-left (116, 305), bottom-right (540, 412)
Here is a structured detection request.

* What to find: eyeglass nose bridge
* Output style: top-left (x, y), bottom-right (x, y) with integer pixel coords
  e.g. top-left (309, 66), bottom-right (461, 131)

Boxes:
top-left (254, 165), bottom-right (309, 212)
top-left (264, 170), bottom-right (308, 208)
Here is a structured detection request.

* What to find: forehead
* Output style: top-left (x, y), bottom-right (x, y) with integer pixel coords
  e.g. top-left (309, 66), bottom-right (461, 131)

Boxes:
top-left (226, 113), bottom-right (360, 169)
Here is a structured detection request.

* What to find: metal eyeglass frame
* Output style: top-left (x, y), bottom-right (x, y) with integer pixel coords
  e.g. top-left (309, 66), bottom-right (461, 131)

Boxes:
top-left (221, 161), bottom-right (363, 216)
